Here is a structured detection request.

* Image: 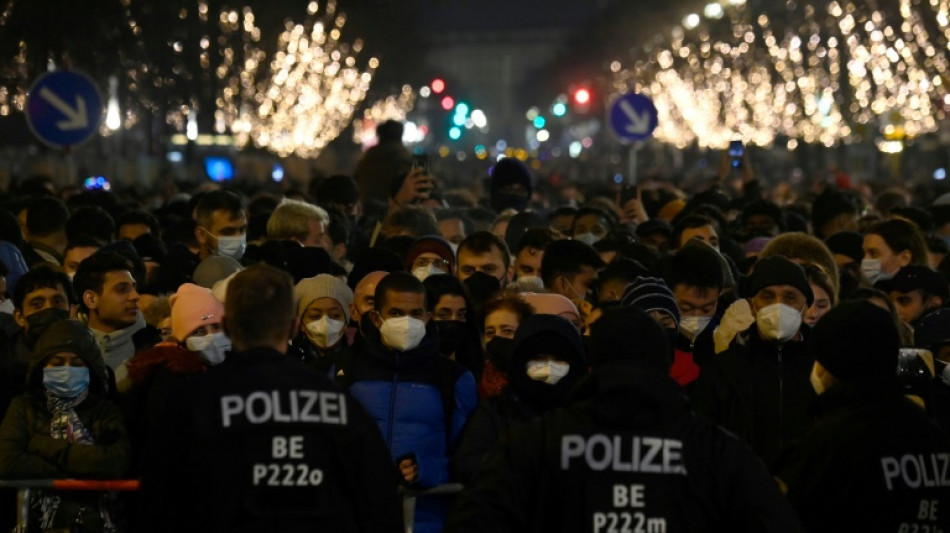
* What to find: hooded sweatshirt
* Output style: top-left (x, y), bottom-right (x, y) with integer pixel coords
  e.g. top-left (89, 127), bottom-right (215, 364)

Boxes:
top-left (452, 314), bottom-right (588, 485)
top-left (0, 319), bottom-right (130, 532)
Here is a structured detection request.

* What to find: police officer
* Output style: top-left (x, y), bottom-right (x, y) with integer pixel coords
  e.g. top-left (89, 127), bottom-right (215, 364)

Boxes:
top-left (445, 306), bottom-right (799, 532)
top-left (774, 300), bottom-right (950, 532)
top-left (141, 264), bottom-right (401, 533)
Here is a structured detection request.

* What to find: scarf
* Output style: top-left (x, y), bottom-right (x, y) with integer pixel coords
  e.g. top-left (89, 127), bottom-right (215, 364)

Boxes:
top-left (38, 391), bottom-right (116, 532)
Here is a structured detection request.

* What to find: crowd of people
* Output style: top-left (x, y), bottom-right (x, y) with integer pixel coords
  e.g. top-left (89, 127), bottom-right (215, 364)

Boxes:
top-left (0, 119), bottom-right (947, 531)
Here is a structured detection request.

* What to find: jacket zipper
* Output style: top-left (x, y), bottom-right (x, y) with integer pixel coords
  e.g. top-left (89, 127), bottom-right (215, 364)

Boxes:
top-left (386, 352), bottom-right (399, 452)
top-left (777, 344), bottom-right (784, 448)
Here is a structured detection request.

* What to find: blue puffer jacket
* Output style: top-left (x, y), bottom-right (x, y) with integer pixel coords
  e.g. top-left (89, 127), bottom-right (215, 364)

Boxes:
top-left (347, 316), bottom-right (477, 533)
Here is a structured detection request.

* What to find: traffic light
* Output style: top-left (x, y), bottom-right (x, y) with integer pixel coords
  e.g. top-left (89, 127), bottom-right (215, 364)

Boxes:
top-left (431, 78), bottom-right (446, 94)
top-left (574, 88), bottom-right (591, 105)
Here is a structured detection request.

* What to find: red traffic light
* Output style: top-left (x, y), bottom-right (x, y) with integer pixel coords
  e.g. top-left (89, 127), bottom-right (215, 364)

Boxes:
top-left (441, 96), bottom-right (455, 111)
top-left (431, 79), bottom-right (446, 94)
top-left (574, 88), bottom-right (591, 105)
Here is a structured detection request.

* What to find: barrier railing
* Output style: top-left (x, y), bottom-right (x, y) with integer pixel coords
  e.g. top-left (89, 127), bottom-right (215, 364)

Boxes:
top-left (0, 480), bottom-right (139, 533)
top-left (0, 480), bottom-right (462, 533)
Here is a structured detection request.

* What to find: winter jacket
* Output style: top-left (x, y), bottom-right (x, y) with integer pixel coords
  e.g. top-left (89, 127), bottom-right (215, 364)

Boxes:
top-left (123, 342), bottom-right (207, 476)
top-left (0, 319), bottom-right (130, 532)
top-left (288, 331), bottom-right (352, 384)
top-left (444, 366), bottom-right (801, 532)
top-left (774, 383), bottom-right (950, 532)
top-left (347, 316), bottom-right (478, 533)
top-left (691, 324), bottom-right (815, 466)
top-left (140, 346), bottom-right (402, 533)
top-left (453, 314), bottom-right (588, 485)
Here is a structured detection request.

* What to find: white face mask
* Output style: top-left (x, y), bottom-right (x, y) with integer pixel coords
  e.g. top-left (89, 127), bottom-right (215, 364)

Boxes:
top-left (412, 264), bottom-right (446, 282)
top-left (526, 360), bottom-right (571, 385)
top-left (0, 299), bottom-right (13, 315)
top-left (305, 316), bottom-right (345, 348)
top-left (515, 275), bottom-right (545, 291)
top-left (861, 258), bottom-right (893, 284)
top-left (379, 316), bottom-right (427, 352)
top-left (755, 302), bottom-right (802, 342)
top-left (810, 364), bottom-right (825, 395)
top-left (186, 331), bottom-right (231, 366)
top-left (67, 272), bottom-right (76, 282)
top-left (448, 242), bottom-right (459, 256)
top-left (215, 234), bottom-right (247, 261)
top-left (573, 232), bottom-right (600, 246)
top-left (680, 316), bottom-right (712, 342)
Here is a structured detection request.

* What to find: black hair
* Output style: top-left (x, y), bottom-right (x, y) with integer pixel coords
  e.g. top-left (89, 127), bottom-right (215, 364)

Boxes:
top-left (195, 190), bottom-right (246, 229)
top-left (672, 214), bottom-right (718, 248)
top-left (572, 206), bottom-right (617, 234)
top-left (66, 205), bottom-right (115, 245)
top-left (540, 239), bottom-right (606, 287)
top-left (13, 266), bottom-right (73, 310)
top-left (116, 209), bottom-right (160, 238)
top-left (547, 206), bottom-right (578, 221)
top-left (599, 257), bottom-right (650, 287)
top-left (660, 243), bottom-right (725, 291)
top-left (458, 231), bottom-right (511, 270)
top-left (326, 208), bottom-right (351, 248)
top-left (514, 227), bottom-right (555, 256)
top-left (72, 252), bottom-right (134, 312)
top-left (383, 205), bottom-right (440, 238)
top-left (424, 274), bottom-right (474, 322)
top-left (66, 234), bottom-right (105, 252)
top-left (436, 208), bottom-right (474, 236)
top-left (374, 271), bottom-right (426, 311)
top-left (26, 197), bottom-right (69, 237)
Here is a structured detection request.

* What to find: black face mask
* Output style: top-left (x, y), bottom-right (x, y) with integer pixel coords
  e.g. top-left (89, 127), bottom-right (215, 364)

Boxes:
top-left (24, 308), bottom-right (70, 347)
top-left (492, 193), bottom-right (529, 213)
top-left (435, 320), bottom-right (466, 356)
top-left (485, 336), bottom-right (515, 372)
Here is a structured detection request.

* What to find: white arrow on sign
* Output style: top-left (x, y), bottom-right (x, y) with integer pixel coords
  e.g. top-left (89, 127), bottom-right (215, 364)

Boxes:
top-left (38, 87), bottom-right (88, 131)
top-left (619, 99), bottom-right (652, 135)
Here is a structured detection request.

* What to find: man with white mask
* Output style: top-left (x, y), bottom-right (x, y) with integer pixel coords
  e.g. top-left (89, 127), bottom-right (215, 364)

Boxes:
top-left (347, 271), bottom-right (477, 533)
top-left (692, 255), bottom-right (815, 466)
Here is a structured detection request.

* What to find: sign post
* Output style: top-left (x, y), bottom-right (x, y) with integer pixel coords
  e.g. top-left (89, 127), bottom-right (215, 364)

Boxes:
top-left (26, 70), bottom-right (103, 149)
top-left (608, 93), bottom-right (658, 185)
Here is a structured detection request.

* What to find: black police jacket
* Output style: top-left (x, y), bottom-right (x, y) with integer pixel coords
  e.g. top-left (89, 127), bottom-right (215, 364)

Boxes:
top-left (139, 346), bottom-right (402, 533)
top-left (444, 365), bottom-right (801, 532)
top-left (774, 382), bottom-right (950, 532)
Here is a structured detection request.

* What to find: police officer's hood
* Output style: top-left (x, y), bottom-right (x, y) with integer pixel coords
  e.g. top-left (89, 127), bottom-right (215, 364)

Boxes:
top-left (26, 319), bottom-right (110, 397)
top-left (574, 306), bottom-right (689, 427)
top-left (507, 314), bottom-right (587, 413)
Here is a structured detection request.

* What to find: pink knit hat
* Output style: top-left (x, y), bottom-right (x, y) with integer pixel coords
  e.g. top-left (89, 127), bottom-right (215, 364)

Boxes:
top-left (170, 283), bottom-right (225, 341)
top-left (520, 292), bottom-right (580, 323)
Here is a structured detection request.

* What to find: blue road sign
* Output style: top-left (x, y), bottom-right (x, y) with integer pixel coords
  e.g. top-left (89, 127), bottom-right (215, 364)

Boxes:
top-left (609, 93), bottom-right (658, 143)
top-left (26, 71), bottom-right (103, 148)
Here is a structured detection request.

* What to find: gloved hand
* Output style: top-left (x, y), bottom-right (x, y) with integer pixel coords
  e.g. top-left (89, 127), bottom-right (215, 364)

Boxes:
top-left (713, 298), bottom-right (754, 354)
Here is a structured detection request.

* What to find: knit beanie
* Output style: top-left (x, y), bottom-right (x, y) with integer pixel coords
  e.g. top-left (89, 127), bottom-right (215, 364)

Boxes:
top-left (170, 283), bottom-right (225, 341)
top-left (810, 300), bottom-right (899, 383)
top-left (404, 236), bottom-right (456, 273)
top-left (620, 276), bottom-right (681, 327)
top-left (295, 274), bottom-right (354, 321)
top-left (520, 292), bottom-right (580, 322)
top-left (744, 256), bottom-right (814, 306)
top-left (193, 255), bottom-right (243, 289)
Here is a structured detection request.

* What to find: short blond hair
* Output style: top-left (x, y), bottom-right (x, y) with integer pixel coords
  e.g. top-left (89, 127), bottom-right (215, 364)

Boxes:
top-left (266, 198), bottom-right (329, 241)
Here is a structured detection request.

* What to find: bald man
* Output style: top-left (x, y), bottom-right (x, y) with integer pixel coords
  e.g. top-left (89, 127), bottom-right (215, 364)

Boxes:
top-left (350, 271), bottom-right (389, 326)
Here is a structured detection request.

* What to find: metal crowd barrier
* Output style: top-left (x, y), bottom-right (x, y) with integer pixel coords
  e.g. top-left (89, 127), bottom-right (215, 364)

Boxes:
top-left (0, 480), bottom-right (463, 533)
top-left (0, 480), bottom-right (140, 533)
top-left (400, 483), bottom-right (464, 533)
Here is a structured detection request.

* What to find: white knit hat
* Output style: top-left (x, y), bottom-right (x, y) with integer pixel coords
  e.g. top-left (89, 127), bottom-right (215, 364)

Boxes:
top-left (294, 274), bottom-right (354, 321)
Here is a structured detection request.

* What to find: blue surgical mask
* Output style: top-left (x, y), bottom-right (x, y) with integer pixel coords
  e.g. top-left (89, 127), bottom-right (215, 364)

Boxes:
top-left (43, 366), bottom-right (90, 398)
